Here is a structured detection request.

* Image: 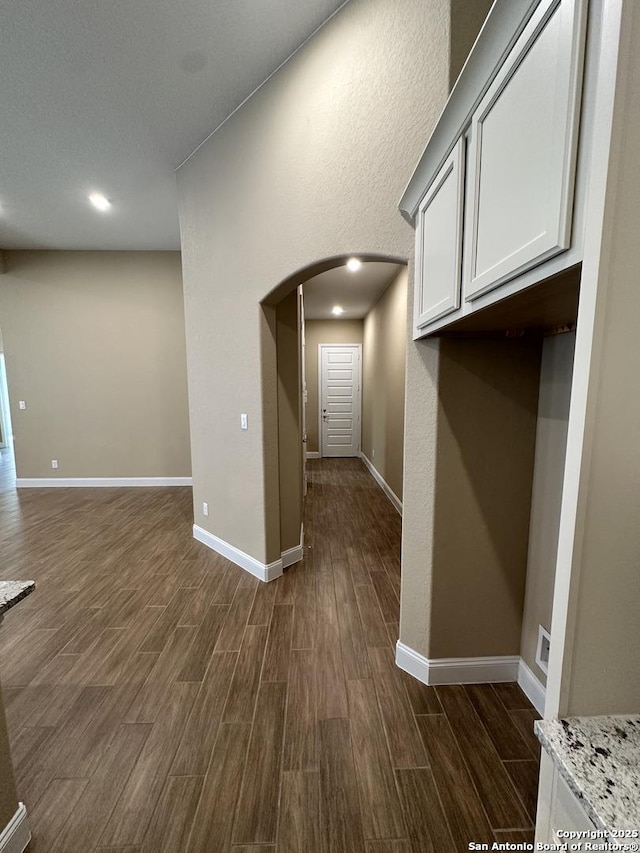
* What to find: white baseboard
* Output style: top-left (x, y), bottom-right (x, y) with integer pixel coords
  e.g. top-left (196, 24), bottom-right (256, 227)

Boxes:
top-left (517, 658), bottom-right (547, 716)
top-left (305, 451), bottom-right (320, 459)
top-left (360, 453), bottom-right (402, 516)
top-left (281, 524), bottom-right (304, 569)
top-left (395, 641), bottom-right (520, 686)
top-left (0, 803), bottom-right (30, 853)
top-left (16, 477), bottom-right (192, 488)
top-left (193, 524), bottom-right (283, 583)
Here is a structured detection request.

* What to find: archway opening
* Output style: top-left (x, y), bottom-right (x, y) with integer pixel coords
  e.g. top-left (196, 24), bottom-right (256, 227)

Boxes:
top-left (261, 253), bottom-right (408, 572)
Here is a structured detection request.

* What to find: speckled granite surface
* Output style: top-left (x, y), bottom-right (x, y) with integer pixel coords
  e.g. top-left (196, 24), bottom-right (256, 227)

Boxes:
top-left (536, 716), bottom-right (640, 832)
top-left (0, 580), bottom-right (35, 616)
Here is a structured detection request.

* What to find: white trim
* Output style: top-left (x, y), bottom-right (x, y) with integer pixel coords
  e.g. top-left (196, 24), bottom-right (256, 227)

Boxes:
top-left (16, 477), bottom-right (192, 488)
top-left (281, 544), bottom-right (303, 569)
top-left (0, 803), bottom-right (30, 853)
top-left (395, 641), bottom-right (430, 683)
top-left (518, 658), bottom-right (547, 716)
top-left (281, 524), bottom-right (304, 569)
top-left (360, 453), bottom-right (403, 516)
top-left (318, 343), bottom-right (362, 458)
top-left (395, 641), bottom-right (520, 685)
top-left (193, 524), bottom-right (283, 583)
top-left (305, 451), bottom-right (320, 459)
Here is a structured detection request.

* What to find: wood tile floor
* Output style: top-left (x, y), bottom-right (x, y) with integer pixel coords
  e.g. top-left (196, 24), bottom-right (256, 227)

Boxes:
top-left (0, 451), bottom-right (541, 852)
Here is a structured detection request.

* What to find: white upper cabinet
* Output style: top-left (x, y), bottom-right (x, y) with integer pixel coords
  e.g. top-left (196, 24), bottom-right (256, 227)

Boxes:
top-left (463, 0), bottom-right (586, 301)
top-left (400, 0), bottom-right (589, 338)
top-left (414, 138), bottom-right (465, 332)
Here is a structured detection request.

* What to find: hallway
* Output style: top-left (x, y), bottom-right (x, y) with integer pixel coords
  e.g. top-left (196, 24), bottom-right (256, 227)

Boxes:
top-left (0, 457), bottom-right (539, 852)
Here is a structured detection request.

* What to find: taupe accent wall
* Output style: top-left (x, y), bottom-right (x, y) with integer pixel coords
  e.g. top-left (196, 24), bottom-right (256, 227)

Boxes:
top-left (429, 338), bottom-right (541, 658)
top-left (521, 332), bottom-right (575, 684)
top-left (276, 290), bottom-right (303, 553)
top-left (304, 319), bottom-right (364, 455)
top-left (177, 0), bottom-right (451, 563)
top-left (0, 251), bottom-right (191, 479)
top-left (362, 268), bottom-right (408, 502)
top-left (449, 0), bottom-right (494, 89)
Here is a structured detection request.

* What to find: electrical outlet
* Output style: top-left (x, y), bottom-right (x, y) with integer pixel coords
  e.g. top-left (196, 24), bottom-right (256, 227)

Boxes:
top-left (202, 502), bottom-right (209, 517)
top-left (536, 625), bottom-right (551, 675)
top-left (241, 413), bottom-right (248, 430)
top-left (19, 400), bottom-right (26, 410)
top-left (51, 459), bottom-right (58, 469)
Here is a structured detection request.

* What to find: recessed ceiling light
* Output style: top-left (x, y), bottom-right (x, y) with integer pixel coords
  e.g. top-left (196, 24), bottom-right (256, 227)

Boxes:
top-left (332, 306), bottom-right (344, 316)
top-left (89, 192), bottom-right (111, 212)
top-left (346, 257), bottom-right (362, 272)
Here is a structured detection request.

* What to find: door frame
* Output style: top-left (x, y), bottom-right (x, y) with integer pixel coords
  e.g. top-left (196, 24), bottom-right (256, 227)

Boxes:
top-left (318, 343), bottom-right (362, 459)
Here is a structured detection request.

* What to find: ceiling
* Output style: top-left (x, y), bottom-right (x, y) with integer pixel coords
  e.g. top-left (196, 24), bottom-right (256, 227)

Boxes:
top-left (0, 0), bottom-right (348, 251)
top-left (303, 262), bottom-right (403, 320)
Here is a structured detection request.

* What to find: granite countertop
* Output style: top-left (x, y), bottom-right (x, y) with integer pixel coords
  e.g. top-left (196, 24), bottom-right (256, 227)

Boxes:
top-left (0, 581), bottom-right (35, 616)
top-left (536, 715), bottom-right (640, 832)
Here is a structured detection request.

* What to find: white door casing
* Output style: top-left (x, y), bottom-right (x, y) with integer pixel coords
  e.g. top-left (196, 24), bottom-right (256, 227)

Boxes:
top-left (319, 344), bottom-right (361, 458)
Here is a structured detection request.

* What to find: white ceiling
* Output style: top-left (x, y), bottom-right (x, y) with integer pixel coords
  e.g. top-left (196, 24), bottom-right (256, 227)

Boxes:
top-left (0, 0), bottom-right (348, 251)
top-left (303, 262), bottom-right (403, 320)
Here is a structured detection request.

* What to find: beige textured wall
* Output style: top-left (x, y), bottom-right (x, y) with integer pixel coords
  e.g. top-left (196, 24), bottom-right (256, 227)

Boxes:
top-left (276, 290), bottom-right (303, 552)
top-left (0, 251), bottom-right (191, 479)
top-left (362, 268), bottom-right (407, 501)
top-left (177, 0), bottom-right (450, 563)
top-left (429, 339), bottom-right (541, 658)
top-left (0, 683), bottom-right (18, 830)
top-left (521, 332), bottom-right (575, 684)
top-left (304, 319), bottom-right (364, 455)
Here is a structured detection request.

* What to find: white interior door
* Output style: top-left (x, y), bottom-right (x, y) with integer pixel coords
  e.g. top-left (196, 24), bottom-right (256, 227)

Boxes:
top-left (319, 344), bottom-right (361, 458)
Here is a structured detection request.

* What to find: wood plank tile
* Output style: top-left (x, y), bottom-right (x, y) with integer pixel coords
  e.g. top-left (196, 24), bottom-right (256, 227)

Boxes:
top-left (318, 718), bottom-right (366, 853)
top-left (215, 587), bottom-right (257, 652)
top-left (186, 723), bottom-right (252, 853)
top-left (211, 563), bottom-right (242, 605)
top-left (27, 777), bottom-right (89, 852)
top-left (365, 842), bottom-right (411, 853)
top-left (415, 714), bottom-right (494, 851)
top-left (399, 668), bottom-right (442, 716)
top-left (222, 624), bottom-right (268, 723)
top-left (177, 605), bottom-right (229, 682)
top-left (50, 723), bottom-right (151, 853)
top-left (369, 570), bottom-right (400, 623)
top-left (140, 775), bottom-right (203, 853)
top-left (274, 563), bottom-right (298, 605)
top-left (138, 589), bottom-right (197, 654)
top-left (504, 759), bottom-right (540, 823)
top-left (232, 681), bottom-right (287, 845)
top-left (465, 683), bottom-right (533, 760)
top-left (283, 648), bottom-right (317, 772)
top-left (126, 625), bottom-right (198, 722)
top-left (353, 584), bottom-right (389, 648)
top-left (492, 682), bottom-right (536, 711)
top-left (261, 604), bottom-right (294, 682)
top-left (509, 708), bottom-right (542, 759)
top-left (171, 651), bottom-right (238, 776)
top-left (333, 561), bottom-right (370, 680)
top-left (395, 768), bottom-right (455, 853)
top-left (316, 615), bottom-right (348, 720)
top-left (434, 686), bottom-right (531, 830)
top-left (367, 647), bottom-right (428, 768)
top-left (100, 681), bottom-right (199, 846)
top-left (248, 578), bottom-right (277, 625)
top-left (278, 771), bottom-right (320, 853)
top-left (346, 678), bottom-right (405, 840)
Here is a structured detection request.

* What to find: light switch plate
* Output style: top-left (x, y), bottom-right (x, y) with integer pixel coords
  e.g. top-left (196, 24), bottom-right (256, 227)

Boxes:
top-left (241, 413), bottom-right (248, 430)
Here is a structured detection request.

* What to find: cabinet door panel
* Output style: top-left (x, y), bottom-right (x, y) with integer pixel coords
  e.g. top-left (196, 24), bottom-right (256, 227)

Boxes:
top-left (464, 0), bottom-right (586, 301)
top-left (414, 137), bottom-right (465, 334)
